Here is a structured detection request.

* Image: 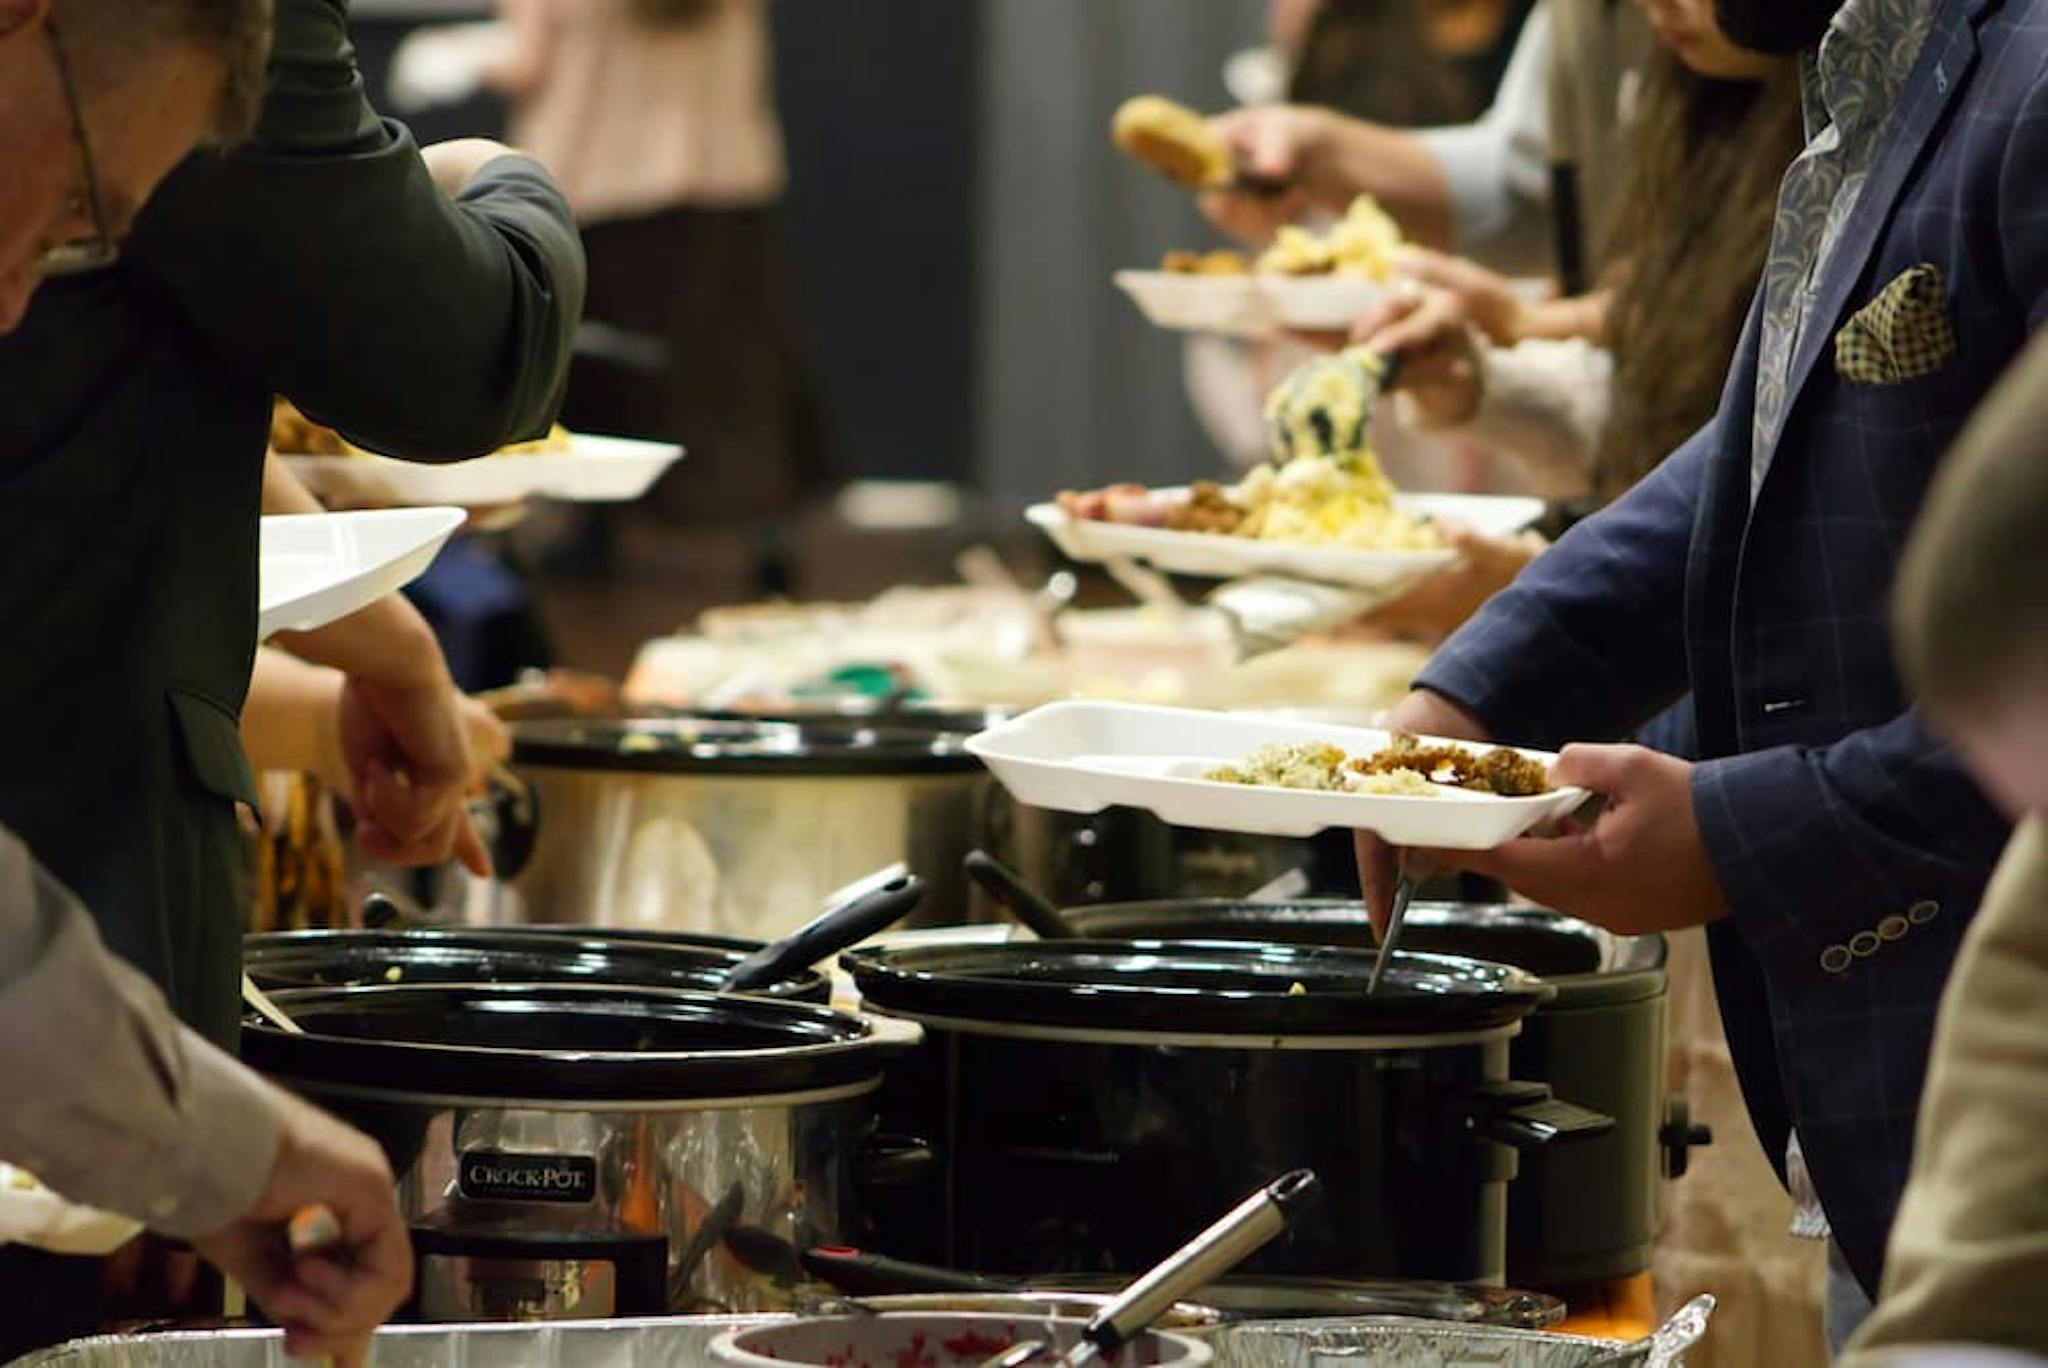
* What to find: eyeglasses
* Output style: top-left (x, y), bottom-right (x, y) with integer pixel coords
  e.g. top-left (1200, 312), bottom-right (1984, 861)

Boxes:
top-left (31, 21), bottom-right (119, 279)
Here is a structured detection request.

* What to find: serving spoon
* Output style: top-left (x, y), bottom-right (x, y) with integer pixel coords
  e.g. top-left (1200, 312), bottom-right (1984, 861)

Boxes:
top-left (981, 1169), bottom-right (1319, 1367)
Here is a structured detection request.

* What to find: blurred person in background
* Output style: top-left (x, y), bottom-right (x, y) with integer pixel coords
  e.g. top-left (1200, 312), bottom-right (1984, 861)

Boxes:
top-left (1186, 0), bottom-right (1533, 481)
top-left (1203, 0), bottom-right (1648, 287)
top-left (490, 0), bottom-right (817, 573)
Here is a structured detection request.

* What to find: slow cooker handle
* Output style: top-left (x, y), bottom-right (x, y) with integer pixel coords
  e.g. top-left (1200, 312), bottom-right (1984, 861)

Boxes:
top-left (1659, 1094), bottom-right (1714, 1179)
top-left (858, 1133), bottom-right (938, 1189)
top-left (477, 767), bottom-right (541, 882)
top-left (1461, 1081), bottom-right (1615, 1149)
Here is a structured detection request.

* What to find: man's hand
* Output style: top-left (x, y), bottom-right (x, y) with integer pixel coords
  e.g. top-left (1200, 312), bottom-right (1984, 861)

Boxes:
top-left (1355, 689), bottom-right (1492, 934)
top-left (1351, 286), bottom-right (1486, 427)
top-left (338, 672), bottom-right (493, 876)
top-left (192, 1091), bottom-right (412, 1367)
top-left (1417, 744), bottom-right (1730, 935)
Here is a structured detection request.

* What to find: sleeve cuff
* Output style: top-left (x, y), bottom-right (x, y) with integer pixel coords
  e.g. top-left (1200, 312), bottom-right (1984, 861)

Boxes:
top-left (145, 1034), bottom-right (283, 1240)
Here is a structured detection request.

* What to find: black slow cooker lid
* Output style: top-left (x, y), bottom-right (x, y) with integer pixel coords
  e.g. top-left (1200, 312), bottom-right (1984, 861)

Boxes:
top-left (241, 983), bottom-right (900, 1102)
top-left (509, 716), bottom-right (983, 776)
top-left (1056, 901), bottom-right (1666, 1008)
top-left (242, 928), bottom-right (829, 1002)
top-left (845, 940), bottom-right (1553, 1036)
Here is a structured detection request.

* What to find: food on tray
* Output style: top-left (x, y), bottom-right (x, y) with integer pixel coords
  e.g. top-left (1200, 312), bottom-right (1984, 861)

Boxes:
top-left (1057, 345), bottom-right (1436, 553)
top-left (1350, 768), bottom-right (1445, 798)
top-left (1353, 734), bottom-right (1552, 796)
top-left (1149, 196), bottom-right (1404, 285)
top-left (1205, 741), bottom-right (1349, 790)
top-left (1205, 733), bottom-right (1553, 798)
top-left (1162, 248), bottom-right (1251, 276)
top-left (270, 398), bottom-right (573, 458)
top-left (1255, 196), bottom-right (1403, 279)
top-left (1113, 94), bottom-right (1234, 189)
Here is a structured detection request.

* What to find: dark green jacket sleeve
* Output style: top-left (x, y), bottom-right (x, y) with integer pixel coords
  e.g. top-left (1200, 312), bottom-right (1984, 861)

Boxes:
top-left (124, 0), bottom-right (587, 460)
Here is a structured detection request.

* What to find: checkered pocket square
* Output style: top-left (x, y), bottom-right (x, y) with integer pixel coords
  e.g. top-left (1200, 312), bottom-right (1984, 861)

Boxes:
top-left (1835, 264), bottom-right (1957, 386)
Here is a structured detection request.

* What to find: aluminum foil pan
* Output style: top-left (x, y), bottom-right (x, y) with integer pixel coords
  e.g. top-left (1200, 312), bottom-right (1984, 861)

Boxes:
top-left (1209, 1318), bottom-right (1657, 1368)
top-left (9, 1316), bottom-right (780, 1367)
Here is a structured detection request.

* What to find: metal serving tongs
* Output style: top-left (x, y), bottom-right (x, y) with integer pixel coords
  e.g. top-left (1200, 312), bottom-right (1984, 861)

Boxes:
top-left (1366, 870), bottom-right (1416, 996)
top-left (981, 1169), bottom-right (1320, 1367)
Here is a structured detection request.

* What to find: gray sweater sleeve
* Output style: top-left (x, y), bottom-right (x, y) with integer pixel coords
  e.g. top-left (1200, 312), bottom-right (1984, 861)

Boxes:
top-left (0, 828), bottom-right (281, 1240)
top-left (125, 0), bottom-right (587, 459)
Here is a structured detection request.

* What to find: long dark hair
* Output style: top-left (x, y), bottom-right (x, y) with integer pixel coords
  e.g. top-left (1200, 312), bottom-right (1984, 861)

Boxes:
top-left (1290, 0), bottom-right (1513, 127)
top-left (1592, 47), bottom-right (1802, 501)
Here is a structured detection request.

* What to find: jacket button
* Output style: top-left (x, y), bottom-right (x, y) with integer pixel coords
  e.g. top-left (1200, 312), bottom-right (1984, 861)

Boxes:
top-left (1849, 930), bottom-right (1881, 957)
top-left (1821, 945), bottom-right (1854, 974)
top-left (1908, 900), bottom-right (1940, 925)
top-left (1878, 915), bottom-right (1909, 941)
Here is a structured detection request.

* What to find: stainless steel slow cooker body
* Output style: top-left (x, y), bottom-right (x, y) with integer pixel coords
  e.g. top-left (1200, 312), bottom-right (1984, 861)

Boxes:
top-left (1054, 900), bottom-right (1677, 1288)
top-left (241, 983), bottom-right (924, 1321)
top-left (494, 717), bottom-right (992, 940)
top-left (845, 939), bottom-right (1612, 1286)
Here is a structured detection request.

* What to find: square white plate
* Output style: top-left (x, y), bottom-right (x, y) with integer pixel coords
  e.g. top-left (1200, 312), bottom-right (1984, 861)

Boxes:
top-left (281, 434), bottom-right (683, 508)
top-left (1027, 488), bottom-right (1545, 592)
top-left (1115, 270), bottom-right (1392, 338)
top-left (966, 700), bottom-right (1587, 848)
top-left (259, 507), bottom-right (464, 639)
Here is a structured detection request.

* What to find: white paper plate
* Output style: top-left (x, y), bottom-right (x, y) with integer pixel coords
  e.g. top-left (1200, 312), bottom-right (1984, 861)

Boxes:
top-left (259, 507), bottom-right (464, 639)
top-left (1115, 270), bottom-right (1391, 338)
top-left (282, 434), bottom-right (683, 507)
top-left (0, 1165), bottom-right (141, 1256)
top-left (1027, 489), bottom-right (1544, 591)
top-left (966, 701), bottom-right (1587, 848)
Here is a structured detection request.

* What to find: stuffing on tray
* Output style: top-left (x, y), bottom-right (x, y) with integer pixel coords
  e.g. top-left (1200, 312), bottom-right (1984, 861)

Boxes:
top-left (1205, 741), bottom-right (1350, 791)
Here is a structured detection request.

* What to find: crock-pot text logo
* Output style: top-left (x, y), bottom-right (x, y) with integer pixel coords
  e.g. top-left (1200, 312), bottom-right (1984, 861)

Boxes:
top-left (459, 1150), bottom-right (597, 1205)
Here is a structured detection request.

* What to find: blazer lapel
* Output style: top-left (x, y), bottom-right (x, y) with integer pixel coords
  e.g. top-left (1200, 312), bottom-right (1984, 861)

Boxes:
top-left (1772, 3), bottom-right (1983, 454)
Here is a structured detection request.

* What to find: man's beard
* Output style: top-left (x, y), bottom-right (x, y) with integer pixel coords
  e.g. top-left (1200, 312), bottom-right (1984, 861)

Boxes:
top-left (1712, 0), bottom-right (1844, 54)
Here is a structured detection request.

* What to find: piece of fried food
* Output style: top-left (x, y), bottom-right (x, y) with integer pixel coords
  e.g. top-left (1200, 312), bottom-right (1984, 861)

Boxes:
top-left (1350, 733), bottom-right (1551, 796)
top-left (1114, 95), bottom-right (1231, 190)
top-left (1162, 248), bottom-right (1251, 276)
top-left (1163, 480), bottom-right (1247, 535)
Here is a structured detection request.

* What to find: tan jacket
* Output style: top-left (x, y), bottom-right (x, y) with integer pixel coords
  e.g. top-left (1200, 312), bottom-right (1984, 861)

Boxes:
top-left (0, 828), bottom-right (279, 1240)
top-left (1845, 818), bottom-right (2048, 1359)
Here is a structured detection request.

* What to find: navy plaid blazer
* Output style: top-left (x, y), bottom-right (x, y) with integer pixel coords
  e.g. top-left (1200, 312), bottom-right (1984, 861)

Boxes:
top-left (1417, 0), bottom-right (2048, 1296)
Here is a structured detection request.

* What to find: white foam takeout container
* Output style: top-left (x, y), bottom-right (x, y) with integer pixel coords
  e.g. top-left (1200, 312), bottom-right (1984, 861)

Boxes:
top-left (965, 701), bottom-right (1588, 849)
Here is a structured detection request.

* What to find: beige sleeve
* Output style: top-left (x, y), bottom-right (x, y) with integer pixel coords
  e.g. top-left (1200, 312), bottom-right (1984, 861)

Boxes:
top-left (1394, 337), bottom-right (1610, 501)
top-left (0, 827), bottom-right (281, 1240)
top-left (1844, 819), bottom-right (2048, 1360)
